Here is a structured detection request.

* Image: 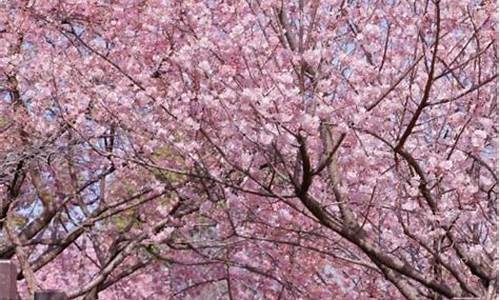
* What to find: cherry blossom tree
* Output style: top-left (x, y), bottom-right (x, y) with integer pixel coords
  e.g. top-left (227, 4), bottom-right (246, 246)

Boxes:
top-left (0, 0), bottom-right (497, 299)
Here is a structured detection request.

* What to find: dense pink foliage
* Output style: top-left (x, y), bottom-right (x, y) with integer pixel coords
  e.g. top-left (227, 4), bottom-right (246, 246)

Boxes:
top-left (0, 0), bottom-right (497, 299)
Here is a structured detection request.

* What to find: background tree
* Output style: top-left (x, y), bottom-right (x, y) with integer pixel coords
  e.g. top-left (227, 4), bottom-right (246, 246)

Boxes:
top-left (0, 0), bottom-right (497, 299)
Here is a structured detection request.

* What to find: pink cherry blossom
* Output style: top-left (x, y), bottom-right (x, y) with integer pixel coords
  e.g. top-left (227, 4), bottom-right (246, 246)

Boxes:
top-left (0, 1), bottom-right (496, 299)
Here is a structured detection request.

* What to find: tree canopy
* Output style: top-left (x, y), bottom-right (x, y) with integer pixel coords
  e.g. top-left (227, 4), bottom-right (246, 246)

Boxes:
top-left (0, 0), bottom-right (497, 299)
